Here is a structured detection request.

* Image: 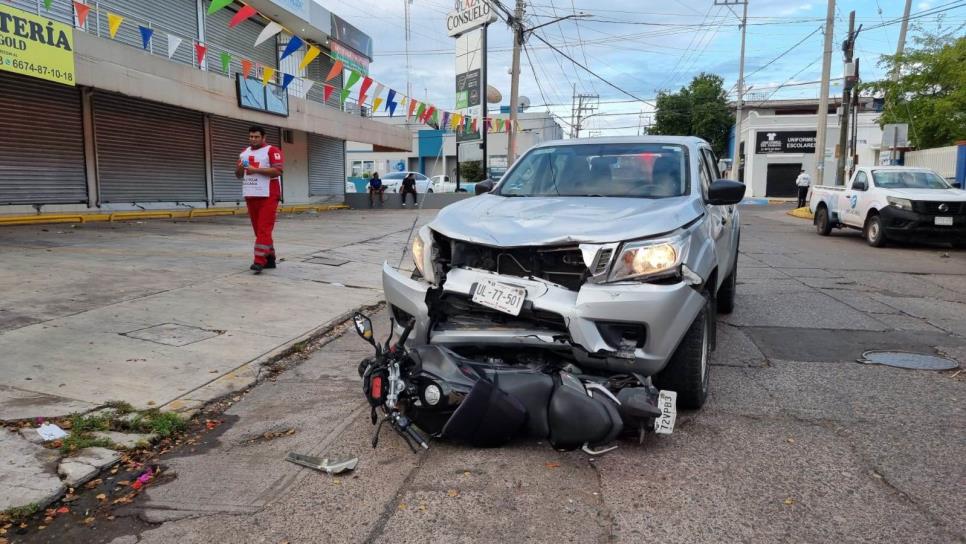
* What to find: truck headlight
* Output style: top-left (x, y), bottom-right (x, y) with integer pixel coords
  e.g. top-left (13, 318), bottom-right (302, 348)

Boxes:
top-left (609, 235), bottom-right (688, 282)
top-left (411, 226), bottom-right (435, 283)
top-left (887, 196), bottom-right (913, 211)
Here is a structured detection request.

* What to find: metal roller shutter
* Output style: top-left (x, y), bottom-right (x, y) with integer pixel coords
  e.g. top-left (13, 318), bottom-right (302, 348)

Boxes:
top-left (210, 117), bottom-right (281, 202)
top-left (7, 0), bottom-right (73, 24)
top-left (308, 134), bottom-right (345, 199)
top-left (204, 2), bottom-right (277, 79)
top-left (306, 53), bottom-right (344, 109)
top-left (91, 0), bottom-right (199, 67)
top-left (0, 72), bottom-right (87, 205)
top-left (93, 93), bottom-right (206, 203)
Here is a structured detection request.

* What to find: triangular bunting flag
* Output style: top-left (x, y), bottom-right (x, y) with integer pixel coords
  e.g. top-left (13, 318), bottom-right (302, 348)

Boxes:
top-left (207, 0), bottom-right (233, 15)
top-left (407, 99), bottom-right (417, 119)
top-left (195, 43), bottom-right (207, 66)
top-left (431, 109), bottom-right (440, 126)
top-left (385, 89), bottom-right (397, 111)
top-left (358, 76), bottom-right (373, 104)
top-left (299, 46), bottom-right (321, 71)
top-left (505, 120), bottom-right (512, 133)
top-left (472, 118), bottom-right (478, 133)
top-left (44, 0), bottom-right (53, 10)
top-left (261, 67), bottom-right (275, 86)
top-left (138, 26), bottom-right (153, 50)
top-left (107, 13), bottom-right (124, 39)
top-left (497, 119), bottom-right (505, 132)
top-left (280, 36), bottom-right (304, 62)
top-left (282, 73), bottom-right (296, 90)
top-left (325, 60), bottom-right (344, 82)
top-left (451, 113), bottom-right (461, 130)
top-left (229, 5), bottom-right (257, 28)
top-left (344, 70), bottom-right (362, 90)
top-left (373, 97), bottom-right (384, 112)
top-left (241, 58), bottom-right (254, 79)
top-left (303, 80), bottom-right (316, 95)
top-left (220, 51), bottom-right (232, 74)
top-left (416, 104), bottom-right (427, 122)
top-left (442, 112), bottom-right (450, 131)
top-left (323, 84), bottom-right (335, 102)
top-left (340, 88), bottom-right (351, 104)
top-left (255, 22), bottom-right (283, 47)
top-left (73, 2), bottom-right (91, 28)
top-left (167, 34), bottom-right (183, 59)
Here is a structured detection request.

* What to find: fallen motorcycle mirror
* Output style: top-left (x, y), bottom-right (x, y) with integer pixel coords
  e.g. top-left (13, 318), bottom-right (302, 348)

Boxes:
top-left (353, 313), bottom-right (376, 347)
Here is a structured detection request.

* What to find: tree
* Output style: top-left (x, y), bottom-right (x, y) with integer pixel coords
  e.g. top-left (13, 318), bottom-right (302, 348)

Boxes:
top-left (459, 161), bottom-right (486, 183)
top-left (864, 31), bottom-right (965, 149)
top-left (649, 73), bottom-right (734, 156)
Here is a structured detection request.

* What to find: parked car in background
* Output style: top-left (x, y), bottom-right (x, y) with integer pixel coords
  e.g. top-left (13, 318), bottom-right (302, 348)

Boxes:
top-left (430, 175), bottom-right (469, 193)
top-left (381, 172), bottom-right (432, 193)
top-left (810, 166), bottom-right (966, 247)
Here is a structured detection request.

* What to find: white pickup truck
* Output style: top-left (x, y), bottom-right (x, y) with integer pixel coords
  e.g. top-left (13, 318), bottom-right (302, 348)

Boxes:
top-left (809, 166), bottom-right (966, 247)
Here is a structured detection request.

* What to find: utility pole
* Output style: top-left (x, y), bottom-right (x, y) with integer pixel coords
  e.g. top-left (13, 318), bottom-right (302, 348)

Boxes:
top-left (892, 0), bottom-right (913, 80)
top-left (571, 91), bottom-right (598, 139)
top-left (835, 11), bottom-right (858, 186)
top-left (404, 0), bottom-right (412, 99)
top-left (813, 0), bottom-right (836, 186)
top-left (507, 0), bottom-right (525, 165)
top-left (716, 0), bottom-right (748, 182)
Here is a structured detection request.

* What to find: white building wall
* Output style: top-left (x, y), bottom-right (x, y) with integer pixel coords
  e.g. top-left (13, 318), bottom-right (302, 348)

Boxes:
top-left (903, 146), bottom-right (958, 179)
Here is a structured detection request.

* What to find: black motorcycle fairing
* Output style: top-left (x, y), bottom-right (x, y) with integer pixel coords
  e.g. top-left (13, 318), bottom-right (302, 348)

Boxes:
top-left (441, 378), bottom-right (527, 447)
top-left (547, 372), bottom-right (623, 450)
top-left (492, 371), bottom-right (554, 439)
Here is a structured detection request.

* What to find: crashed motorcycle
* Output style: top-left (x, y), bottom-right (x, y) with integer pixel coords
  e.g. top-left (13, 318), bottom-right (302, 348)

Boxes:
top-left (353, 313), bottom-right (677, 454)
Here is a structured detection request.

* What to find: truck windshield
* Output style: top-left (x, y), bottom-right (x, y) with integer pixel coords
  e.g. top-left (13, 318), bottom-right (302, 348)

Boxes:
top-left (495, 143), bottom-right (689, 198)
top-left (871, 170), bottom-right (951, 189)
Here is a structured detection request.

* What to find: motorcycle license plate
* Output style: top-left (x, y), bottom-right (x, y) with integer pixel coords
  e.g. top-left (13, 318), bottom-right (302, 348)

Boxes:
top-left (654, 390), bottom-right (677, 435)
top-left (935, 216), bottom-right (953, 226)
top-left (472, 279), bottom-right (526, 316)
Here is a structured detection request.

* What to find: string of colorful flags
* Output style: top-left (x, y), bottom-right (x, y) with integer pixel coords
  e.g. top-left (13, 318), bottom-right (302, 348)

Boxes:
top-left (61, 0), bottom-right (520, 134)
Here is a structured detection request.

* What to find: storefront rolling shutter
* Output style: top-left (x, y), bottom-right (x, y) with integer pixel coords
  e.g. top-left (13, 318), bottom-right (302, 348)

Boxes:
top-left (7, 0), bottom-right (73, 24)
top-left (205, 2), bottom-right (277, 80)
top-left (0, 73), bottom-right (87, 205)
top-left (308, 134), bottom-right (345, 199)
top-left (92, 0), bottom-right (199, 67)
top-left (210, 117), bottom-right (281, 202)
top-left (93, 93), bottom-right (206, 203)
top-left (307, 54), bottom-right (344, 109)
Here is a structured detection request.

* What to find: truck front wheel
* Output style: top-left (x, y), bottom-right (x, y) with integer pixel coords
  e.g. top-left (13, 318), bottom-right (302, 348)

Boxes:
top-left (864, 214), bottom-right (887, 247)
top-left (815, 206), bottom-right (832, 236)
top-left (653, 299), bottom-right (711, 410)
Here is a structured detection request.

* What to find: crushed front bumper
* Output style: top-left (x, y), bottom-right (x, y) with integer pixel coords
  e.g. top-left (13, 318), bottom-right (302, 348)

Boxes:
top-left (382, 263), bottom-right (707, 376)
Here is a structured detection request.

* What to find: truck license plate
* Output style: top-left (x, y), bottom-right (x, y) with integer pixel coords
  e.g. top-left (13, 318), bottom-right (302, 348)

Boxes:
top-left (472, 279), bottom-right (526, 316)
top-left (654, 390), bottom-right (677, 435)
top-left (935, 216), bottom-right (953, 226)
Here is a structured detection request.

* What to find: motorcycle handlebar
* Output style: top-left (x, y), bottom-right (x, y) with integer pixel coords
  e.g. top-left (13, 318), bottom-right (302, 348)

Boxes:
top-left (395, 319), bottom-right (416, 350)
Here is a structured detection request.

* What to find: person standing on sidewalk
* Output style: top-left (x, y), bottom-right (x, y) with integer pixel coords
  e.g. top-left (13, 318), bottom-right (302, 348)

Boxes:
top-left (401, 173), bottom-right (418, 208)
top-left (236, 126), bottom-right (284, 274)
top-left (795, 168), bottom-right (812, 208)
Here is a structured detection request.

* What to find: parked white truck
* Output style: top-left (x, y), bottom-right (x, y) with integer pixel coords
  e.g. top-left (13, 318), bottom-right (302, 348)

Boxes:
top-left (809, 166), bottom-right (966, 247)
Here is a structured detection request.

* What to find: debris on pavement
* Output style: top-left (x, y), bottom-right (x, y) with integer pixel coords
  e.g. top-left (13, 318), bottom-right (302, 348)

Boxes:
top-left (284, 452), bottom-right (358, 475)
top-left (37, 423), bottom-right (68, 442)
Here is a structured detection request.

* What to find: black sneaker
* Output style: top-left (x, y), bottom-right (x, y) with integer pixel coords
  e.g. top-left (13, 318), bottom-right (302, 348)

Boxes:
top-left (265, 256), bottom-right (277, 269)
top-left (252, 264), bottom-right (263, 275)
top-left (250, 263), bottom-right (259, 271)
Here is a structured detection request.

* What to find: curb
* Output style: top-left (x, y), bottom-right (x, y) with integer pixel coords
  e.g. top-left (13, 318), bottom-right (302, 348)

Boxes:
top-left (787, 207), bottom-right (815, 220)
top-left (0, 204), bottom-right (348, 227)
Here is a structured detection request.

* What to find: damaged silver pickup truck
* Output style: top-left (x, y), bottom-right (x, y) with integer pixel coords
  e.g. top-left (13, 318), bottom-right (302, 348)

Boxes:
top-left (382, 136), bottom-right (745, 416)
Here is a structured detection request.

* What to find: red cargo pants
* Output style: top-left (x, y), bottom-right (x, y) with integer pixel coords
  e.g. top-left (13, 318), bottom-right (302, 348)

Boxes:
top-left (245, 179), bottom-right (281, 266)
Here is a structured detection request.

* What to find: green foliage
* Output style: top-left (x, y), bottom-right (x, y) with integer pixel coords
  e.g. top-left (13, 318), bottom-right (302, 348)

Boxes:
top-left (128, 410), bottom-right (187, 438)
top-left (3, 502), bottom-right (40, 521)
top-left (60, 434), bottom-right (112, 455)
top-left (459, 161), bottom-right (486, 183)
top-left (69, 413), bottom-right (111, 433)
top-left (863, 32), bottom-right (966, 148)
top-left (649, 73), bottom-right (735, 156)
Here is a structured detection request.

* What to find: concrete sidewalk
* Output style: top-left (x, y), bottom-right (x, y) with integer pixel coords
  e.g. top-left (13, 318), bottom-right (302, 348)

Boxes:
top-left (0, 209), bottom-right (431, 421)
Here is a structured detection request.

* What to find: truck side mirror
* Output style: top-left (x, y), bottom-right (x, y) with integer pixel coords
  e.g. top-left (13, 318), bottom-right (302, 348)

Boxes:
top-left (852, 180), bottom-right (867, 191)
top-left (475, 179), bottom-right (496, 195)
top-left (952, 181), bottom-right (963, 189)
top-left (708, 180), bottom-right (746, 205)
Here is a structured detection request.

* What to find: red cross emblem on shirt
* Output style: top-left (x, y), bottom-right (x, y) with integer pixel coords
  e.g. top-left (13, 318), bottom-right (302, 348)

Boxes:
top-left (247, 156), bottom-right (260, 167)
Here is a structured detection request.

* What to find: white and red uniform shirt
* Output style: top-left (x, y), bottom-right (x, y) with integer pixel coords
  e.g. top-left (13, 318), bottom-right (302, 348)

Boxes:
top-left (239, 145), bottom-right (284, 197)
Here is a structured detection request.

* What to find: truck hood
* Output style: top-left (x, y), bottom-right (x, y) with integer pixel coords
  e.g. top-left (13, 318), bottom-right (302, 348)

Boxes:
top-left (883, 188), bottom-right (966, 201)
top-left (430, 194), bottom-right (704, 246)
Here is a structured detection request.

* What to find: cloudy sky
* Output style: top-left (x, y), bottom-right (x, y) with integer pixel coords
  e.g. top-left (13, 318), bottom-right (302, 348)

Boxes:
top-left (318, 0), bottom-right (965, 136)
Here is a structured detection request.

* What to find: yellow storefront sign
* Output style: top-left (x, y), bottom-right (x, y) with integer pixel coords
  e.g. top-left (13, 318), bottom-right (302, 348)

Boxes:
top-left (0, 4), bottom-right (75, 86)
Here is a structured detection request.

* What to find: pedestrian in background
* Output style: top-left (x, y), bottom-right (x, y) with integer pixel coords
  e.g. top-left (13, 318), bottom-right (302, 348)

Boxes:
top-left (795, 168), bottom-right (812, 208)
top-left (401, 173), bottom-right (418, 208)
top-left (368, 172), bottom-right (386, 207)
top-left (236, 126), bottom-right (284, 274)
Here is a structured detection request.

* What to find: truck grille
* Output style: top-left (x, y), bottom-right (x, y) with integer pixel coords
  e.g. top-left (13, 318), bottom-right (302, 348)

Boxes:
top-left (913, 201), bottom-right (966, 215)
top-left (445, 238), bottom-right (590, 291)
top-left (432, 293), bottom-right (569, 333)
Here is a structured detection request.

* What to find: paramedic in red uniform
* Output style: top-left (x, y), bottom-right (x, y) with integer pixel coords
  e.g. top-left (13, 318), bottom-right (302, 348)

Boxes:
top-left (235, 126), bottom-right (284, 274)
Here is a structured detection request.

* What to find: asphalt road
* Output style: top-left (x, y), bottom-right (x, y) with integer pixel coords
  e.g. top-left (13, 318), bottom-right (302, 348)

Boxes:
top-left (17, 205), bottom-right (966, 544)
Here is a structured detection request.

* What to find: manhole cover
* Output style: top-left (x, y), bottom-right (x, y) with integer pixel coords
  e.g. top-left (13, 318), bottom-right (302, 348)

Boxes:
top-left (859, 351), bottom-right (959, 370)
top-left (122, 323), bottom-right (224, 347)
